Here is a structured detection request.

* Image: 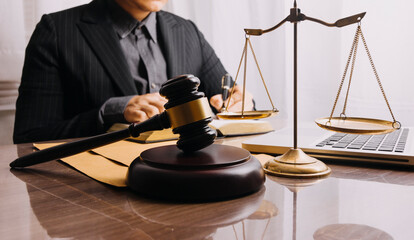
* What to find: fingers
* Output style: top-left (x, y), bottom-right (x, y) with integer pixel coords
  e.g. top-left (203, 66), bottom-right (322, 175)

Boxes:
top-left (209, 86), bottom-right (254, 113)
top-left (210, 94), bottom-right (224, 112)
top-left (124, 107), bottom-right (148, 123)
top-left (124, 93), bottom-right (168, 123)
top-left (224, 85), bottom-right (254, 112)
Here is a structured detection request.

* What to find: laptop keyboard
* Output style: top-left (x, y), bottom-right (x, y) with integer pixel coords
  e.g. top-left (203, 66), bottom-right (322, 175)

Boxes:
top-left (316, 128), bottom-right (409, 153)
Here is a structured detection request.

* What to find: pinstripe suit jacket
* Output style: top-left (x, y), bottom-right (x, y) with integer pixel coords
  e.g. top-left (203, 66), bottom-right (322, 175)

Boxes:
top-left (13, 0), bottom-right (227, 143)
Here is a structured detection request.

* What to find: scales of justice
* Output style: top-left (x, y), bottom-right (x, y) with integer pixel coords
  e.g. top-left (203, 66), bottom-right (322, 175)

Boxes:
top-left (218, 0), bottom-right (401, 178)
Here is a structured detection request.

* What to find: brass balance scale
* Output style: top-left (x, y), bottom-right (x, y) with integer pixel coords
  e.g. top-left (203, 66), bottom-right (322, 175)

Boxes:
top-left (217, 0), bottom-right (401, 178)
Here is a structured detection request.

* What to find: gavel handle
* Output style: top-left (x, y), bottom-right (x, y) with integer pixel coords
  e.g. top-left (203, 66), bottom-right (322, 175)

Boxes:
top-left (10, 112), bottom-right (170, 168)
top-left (10, 129), bottom-right (131, 168)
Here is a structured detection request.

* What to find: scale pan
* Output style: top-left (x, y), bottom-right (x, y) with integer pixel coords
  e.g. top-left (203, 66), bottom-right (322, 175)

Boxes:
top-left (315, 117), bottom-right (398, 135)
top-left (217, 110), bottom-right (279, 120)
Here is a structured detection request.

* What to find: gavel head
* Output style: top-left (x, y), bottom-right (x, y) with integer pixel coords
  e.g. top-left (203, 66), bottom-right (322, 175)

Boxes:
top-left (159, 74), bottom-right (217, 152)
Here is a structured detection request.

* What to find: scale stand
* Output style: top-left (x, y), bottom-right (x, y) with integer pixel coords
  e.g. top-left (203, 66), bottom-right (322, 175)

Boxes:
top-left (245, 0), bottom-right (366, 178)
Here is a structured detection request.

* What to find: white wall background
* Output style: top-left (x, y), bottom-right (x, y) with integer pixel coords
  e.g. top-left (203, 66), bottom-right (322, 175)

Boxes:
top-left (1, 0), bottom-right (413, 144)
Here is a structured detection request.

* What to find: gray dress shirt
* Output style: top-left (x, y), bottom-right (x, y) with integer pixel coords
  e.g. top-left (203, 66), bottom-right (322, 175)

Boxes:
top-left (99, 0), bottom-right (168, 126)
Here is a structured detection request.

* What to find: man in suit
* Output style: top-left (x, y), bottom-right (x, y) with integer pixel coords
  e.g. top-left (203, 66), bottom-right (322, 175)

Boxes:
top-left (13, 0), bottom-right (253, 143)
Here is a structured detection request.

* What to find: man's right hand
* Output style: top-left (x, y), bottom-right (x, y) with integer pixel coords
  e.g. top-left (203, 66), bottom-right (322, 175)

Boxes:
top-left (124, 93), bottom-right (167, 123)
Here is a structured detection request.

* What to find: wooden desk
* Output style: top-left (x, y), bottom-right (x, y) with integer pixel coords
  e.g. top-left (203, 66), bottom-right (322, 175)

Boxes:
top-left (1, 138), bottom-right (413, 240)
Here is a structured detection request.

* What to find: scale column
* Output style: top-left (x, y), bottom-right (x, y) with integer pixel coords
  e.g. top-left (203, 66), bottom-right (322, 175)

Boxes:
top-left (293, 5), bottom-right (298, 150)
top-left (263, 1), bottom-right (331, 178)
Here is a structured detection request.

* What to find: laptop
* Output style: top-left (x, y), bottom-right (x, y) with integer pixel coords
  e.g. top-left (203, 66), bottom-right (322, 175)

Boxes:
top-left (242, 124), bottom-right (414, 166)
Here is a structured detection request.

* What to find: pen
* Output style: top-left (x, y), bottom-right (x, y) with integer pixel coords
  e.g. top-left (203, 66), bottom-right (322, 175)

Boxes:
top-left (221, 73), bottom-right (231, 112)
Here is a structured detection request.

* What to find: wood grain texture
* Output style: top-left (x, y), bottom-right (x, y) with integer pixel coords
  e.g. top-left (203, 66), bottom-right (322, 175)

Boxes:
top-left (1, 137), bottom-right (413, 239)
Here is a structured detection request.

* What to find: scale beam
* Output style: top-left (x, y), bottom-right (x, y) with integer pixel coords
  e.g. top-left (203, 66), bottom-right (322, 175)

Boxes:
top-left (244, 8), bottom-right (366, 36)
top-left (304, 12), bottom-right (366, 28)
top-left (245, 16), bottom-right (289, 36)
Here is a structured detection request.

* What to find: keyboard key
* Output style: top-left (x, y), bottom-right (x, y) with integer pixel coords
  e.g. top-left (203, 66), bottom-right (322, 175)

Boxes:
top-left (379, 147), bottom-right (394, 152)
top-left (362, 146), bottom-right (378, 150)
top-left (332, 143), bottom-right (349, 148)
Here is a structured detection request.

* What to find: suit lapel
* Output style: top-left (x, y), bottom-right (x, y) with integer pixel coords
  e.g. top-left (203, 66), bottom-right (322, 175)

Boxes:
top-left (77, 0), bottom-right (136, 96)
top-left (157, 11), bottom-right (186, 78)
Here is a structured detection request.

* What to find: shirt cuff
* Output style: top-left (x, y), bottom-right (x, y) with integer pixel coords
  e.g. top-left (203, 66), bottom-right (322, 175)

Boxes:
top-left (98, 96), bottom-right (134, 130)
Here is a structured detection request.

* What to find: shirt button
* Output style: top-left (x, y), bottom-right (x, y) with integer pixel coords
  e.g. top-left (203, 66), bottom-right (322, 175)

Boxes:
top-left (151, 83), bottom-right (156, 89)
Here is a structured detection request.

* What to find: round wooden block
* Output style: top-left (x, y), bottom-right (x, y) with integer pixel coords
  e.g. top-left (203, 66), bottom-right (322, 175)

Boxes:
top-left (127, 144), bottom-right (265, 202)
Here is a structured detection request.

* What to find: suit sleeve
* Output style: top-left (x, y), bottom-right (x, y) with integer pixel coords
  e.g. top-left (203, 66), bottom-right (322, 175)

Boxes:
top-left (13, 14), bottom-right (102, 144)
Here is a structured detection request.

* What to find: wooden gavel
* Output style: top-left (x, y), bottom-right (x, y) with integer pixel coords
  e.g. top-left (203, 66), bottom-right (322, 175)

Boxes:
top-left (10, 74), bottom-right (217, 168)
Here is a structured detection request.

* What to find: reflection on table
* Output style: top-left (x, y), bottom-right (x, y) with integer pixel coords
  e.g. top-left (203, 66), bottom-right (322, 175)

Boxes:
top-left (0, 139), bottom-right (413, 239)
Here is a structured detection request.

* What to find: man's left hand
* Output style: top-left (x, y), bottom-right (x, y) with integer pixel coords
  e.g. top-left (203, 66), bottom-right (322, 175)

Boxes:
top-left (210, 85), bottom-right (254, 112)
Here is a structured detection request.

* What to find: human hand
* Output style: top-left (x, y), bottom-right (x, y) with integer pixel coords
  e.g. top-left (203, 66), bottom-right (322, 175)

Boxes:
top-left (124, 93), bottom-right (168, 123)
top-left (210, 85), bottom-right (254, 112)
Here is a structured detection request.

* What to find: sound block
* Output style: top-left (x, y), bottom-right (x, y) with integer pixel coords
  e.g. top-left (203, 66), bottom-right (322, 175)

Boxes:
top-left (127, 144), bottom-right (265, 202)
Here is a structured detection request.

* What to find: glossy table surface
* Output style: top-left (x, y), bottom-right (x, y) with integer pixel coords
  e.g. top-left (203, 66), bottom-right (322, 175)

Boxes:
top-left (1, 138), bottom-right (413, 240)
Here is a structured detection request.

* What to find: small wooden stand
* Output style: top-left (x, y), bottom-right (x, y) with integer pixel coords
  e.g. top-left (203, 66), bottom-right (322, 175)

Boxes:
top-left (128, 144), bottom-right (265, 202)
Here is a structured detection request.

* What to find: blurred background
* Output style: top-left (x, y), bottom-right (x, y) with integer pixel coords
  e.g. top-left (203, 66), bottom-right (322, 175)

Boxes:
top-left (1, 0), bottom-right (413, 144)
